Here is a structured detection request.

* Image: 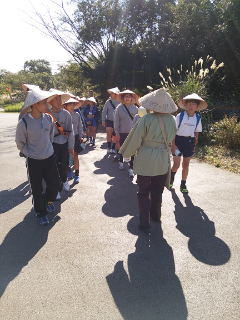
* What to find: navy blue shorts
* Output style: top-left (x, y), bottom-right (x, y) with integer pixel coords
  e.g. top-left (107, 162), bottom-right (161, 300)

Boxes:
top-left (174, 135), bottom-right (195, 158)
top-left (105, 120), bottom-right (116, 136)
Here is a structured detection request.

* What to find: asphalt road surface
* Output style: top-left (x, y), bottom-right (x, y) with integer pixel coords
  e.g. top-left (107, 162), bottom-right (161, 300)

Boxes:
top-left (0, 113), bottom-right (239, 320)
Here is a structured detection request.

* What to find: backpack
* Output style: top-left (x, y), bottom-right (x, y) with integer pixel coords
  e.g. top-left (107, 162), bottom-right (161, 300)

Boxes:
top-left (178, 111), bottom-right (201, 130)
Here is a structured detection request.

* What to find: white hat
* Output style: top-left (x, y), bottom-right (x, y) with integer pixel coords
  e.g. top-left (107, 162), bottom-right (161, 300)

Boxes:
top-left (76, 96), bottom-right (86, 101)
top-left (178, 93), bottom-right (208, 111)
top-left (117, 90), bottom-right (139, 104)
top-left (86, 97), bottom-right (97, 104)
top-left (21, 83), bottom-right (40, 93)
top-left (21, 90), bottom-right (57, 114)
top-left (107, 87), bottom-right (120, 95)
top-left (64, 97), bottom-right (78, 104)
top-left (139, 88), bottom-right (177, 114)
top-left (49, 88), bottom-right (71, 104)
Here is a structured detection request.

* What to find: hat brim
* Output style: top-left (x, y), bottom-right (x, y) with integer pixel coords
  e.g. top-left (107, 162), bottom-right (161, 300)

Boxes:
top-left (116, 92), bottom-right (139, 105)
top-left (21, 83), bottom-right (40, 93)
top-left (21, 92), bottom-right (58, 114)
top-left (178, 99), bottom-right (208, 111)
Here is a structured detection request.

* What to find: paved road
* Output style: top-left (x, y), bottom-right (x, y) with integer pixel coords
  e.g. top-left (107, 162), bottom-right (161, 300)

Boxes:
top-left (0, 113), bottom-right (239, 320)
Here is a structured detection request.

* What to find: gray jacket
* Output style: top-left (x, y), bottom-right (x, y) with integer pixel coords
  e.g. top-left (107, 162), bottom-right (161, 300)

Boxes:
top-left (114, 103), bottom-right (138, 135)
top-left (102, 99), bottom-right (119, 122)
top-left (15, 113), bottom-right (54, 160)
top-left (72, 111), bottom-right (83, 138)
top-left (50, 108), bottom-right (74, 149)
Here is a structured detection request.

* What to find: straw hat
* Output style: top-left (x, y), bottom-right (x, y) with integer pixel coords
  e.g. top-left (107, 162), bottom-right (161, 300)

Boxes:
top-left (21, 90), bottom-right (57, 114)
top-left (178, 93), bottom-right (208, 111)
top-left (49, 88), bottom-right (71, 104)
top-left (139, 88), bottom-right (177, 113)
top-left (21, 83), bottom-right (40, 93)
top-left (64, 97), bottom-right (79, 104)
top-left (107, 87), bottom-right (120, 95)
top-left (86, 97), bottom-right (97, 104)
top-left (117, 90), bottom-right (139, 104)
top-left (76, 96), bottom-right (86, 101)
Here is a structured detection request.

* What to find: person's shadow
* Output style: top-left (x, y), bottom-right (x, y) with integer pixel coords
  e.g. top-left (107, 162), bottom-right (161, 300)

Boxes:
top-left (106, 216), bottom-right (188, 320)
top-left (0, 181), bottom-right (31, 214)
top-left (0, 208), bottom-right (61, 298)
top-left (94, 153), bottom-right (138, 218)
top-left (171, 190), bottom-right (231, 265)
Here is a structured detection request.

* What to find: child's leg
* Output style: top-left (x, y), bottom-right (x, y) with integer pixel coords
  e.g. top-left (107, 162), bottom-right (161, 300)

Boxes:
top-left (88, 126), bottom-right (93, 139)
top-left (58, 142), bottom-right (69, 184)
top-left (171, 155), bottom-right (181, 172)
top-left (92, 126), bottom-right (97, 140)
top-left (182, 157), bottom-right (191, 181)
top-left (27, 157), bottom-right (48, 217)
top-left (43, 154), bottom-right (60, 203)
top-left (73, 151), bottom-right (79, 171)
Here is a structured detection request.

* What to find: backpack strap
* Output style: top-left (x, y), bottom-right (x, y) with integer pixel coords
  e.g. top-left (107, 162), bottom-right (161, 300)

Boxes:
top-left (109, 99), bottom-right (116, 110)
top-left (178, 111), bottom-right (185, 129)
top-left (22, 117), bottom-right (27, 130)
top-left (46, 110), bottom-right (68, 136)
top-left (196, 113), bottom-right (201, 130)
top-left (123, 104), bottom-right (134, 121)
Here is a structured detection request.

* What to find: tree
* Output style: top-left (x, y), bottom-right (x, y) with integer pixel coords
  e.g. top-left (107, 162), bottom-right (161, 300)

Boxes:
top-left (24, 59), bottom-right (52, 74)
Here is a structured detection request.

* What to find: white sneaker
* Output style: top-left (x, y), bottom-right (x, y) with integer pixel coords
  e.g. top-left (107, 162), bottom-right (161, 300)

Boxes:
top-left (107, 148), bottom-right (111, 154)
top-left (56, 192), bottom-right (61, 200)
top-left (63, 181), bottom-right (70, 191)
top-left (111, 148), bottom-right (116, 154)
top-left (128, 168), bottom-right (134, 178)
top-left (119, 162), bottom-right (124, 170)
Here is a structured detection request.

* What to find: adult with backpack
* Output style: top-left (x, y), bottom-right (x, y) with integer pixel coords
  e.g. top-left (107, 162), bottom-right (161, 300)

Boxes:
top-left (102, 87), bottom-right (120, 154)
top-left (170, 93), bottom-right (208, 193)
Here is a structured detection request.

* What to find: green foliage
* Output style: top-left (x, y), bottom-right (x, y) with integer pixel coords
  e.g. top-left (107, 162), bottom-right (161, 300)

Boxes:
top-left (24, 60), bottom-right (52, 74)
top-left (3, 102), bottom-right (23, 113)
top-left (158, 57), bottom-right (224, 104)
top-left (213, 115), bottom-right (240, 149)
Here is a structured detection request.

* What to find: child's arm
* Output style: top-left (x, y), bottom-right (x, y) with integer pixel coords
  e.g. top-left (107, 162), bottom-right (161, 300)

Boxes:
top-left (15, 120), bottom-right (27, 152)
top-left (193, 132), bottom-right (199, 151)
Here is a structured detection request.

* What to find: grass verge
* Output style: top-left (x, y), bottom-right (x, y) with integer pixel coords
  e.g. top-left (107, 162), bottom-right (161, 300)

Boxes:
top-left (2, 102), bottom-right (23, 112)
top-left (193, 145), bottom-right (240, 174)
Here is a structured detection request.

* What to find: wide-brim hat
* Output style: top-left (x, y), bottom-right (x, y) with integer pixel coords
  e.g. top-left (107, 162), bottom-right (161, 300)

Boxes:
top-left (64, 97), bottom-right (79, 104)
top-left (117, 90), bottom-right (139, 104)
top-left (107, 87), bottom-right (120, 95)
top-left (21, 90), bottom-right (57, 114)
top-left (76, 96), bottom-right (86, 101)
top-left (21, 83), bottom-right (40, 93)
top-left (178, 93), bottom-right (208, 111)
top-left (49, 88), bottom-right (71, 104)
top-left (139, 88), bottom-right (177, 114)
top-left (86, 97), bottom-right (97, 104)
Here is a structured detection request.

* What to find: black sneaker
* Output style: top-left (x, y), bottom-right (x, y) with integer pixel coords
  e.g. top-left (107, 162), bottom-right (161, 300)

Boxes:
top-left (113, 155), bottom-right (120, 162)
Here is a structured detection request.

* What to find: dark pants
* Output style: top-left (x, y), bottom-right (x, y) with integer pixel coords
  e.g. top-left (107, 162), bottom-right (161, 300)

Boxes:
top-left (53, 142), bottom-right (69, 189)
top-left (27, 154), bottom-right (60, 217)
top-left (119, 133), bottom-right (134, 169)
top-left (137, 173), bottom-right (167, 227)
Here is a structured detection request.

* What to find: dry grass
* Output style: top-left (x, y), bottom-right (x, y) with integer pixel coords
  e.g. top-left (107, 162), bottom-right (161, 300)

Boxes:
top-left (193, 145), bottom-right (240, 174)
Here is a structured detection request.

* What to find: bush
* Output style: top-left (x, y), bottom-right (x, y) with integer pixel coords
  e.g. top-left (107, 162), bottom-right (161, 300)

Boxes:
top-left (213, 115), bottom-right (240, 149)
top-left (4, 102), bottom-right (23, 113)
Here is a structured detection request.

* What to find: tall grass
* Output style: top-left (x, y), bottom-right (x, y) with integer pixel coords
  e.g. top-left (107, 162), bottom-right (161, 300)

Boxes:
top-left (3, 102), bottom-right (23, 113)
top-left (158, 56), bottom-right (225, 104)
top-left (213, 115), bottom-right (240, 149)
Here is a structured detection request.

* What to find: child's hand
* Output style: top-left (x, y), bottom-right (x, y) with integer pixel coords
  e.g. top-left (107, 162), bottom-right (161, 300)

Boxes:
top-left (79, 138), bottom-right (83, 143)
top-left (171, 145), bottom-right (177, 154)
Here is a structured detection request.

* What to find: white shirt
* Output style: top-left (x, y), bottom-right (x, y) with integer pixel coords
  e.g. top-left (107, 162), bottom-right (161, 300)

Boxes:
top-left (176, 111), bottom-right (202, 137)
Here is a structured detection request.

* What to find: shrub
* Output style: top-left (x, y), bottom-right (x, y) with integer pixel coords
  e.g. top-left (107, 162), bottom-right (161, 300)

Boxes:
top-left (4, 102), bottom-right (23, 113)
top-left (213, 115), bottom-right (240, 149)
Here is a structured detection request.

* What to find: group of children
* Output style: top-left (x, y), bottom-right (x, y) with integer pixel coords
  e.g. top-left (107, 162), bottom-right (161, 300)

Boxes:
top-left (15, 83), bottom-right (207, 227)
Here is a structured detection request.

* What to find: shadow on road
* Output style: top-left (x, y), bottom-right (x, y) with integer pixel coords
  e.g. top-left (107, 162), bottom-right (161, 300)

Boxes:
top-left (171, 190), bottom-right (231, 265)
top-left (0, 181), bottom-right (30, 214)
top-left (94, 153), bottom-right (138, 218)
top-left (106, 216), bottom-right (188, 320)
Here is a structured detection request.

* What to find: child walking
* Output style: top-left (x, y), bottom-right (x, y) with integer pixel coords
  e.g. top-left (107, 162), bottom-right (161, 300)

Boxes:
top-left (47, 89), bottom-right (73, 199)
top-left (170, 93), bottom-right (208, 193)
top-left (63, 97), bottom-right (84, 184)
top-left (15, 89), bottom-right (60, 225)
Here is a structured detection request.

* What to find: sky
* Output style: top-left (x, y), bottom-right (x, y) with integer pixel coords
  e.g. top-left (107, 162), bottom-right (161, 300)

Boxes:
top-left (0, 0), bottom-right (74, 74)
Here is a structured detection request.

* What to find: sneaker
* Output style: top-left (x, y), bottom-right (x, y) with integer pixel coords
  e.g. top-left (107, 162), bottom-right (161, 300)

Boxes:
top-left (63, 181), bottom-right (70, 191)
top-left (180, 185), bottom-right (188, 193)
top-left (111, 148), bottom-right (116, 154)
top-left (86, 136), bottom-right (89, 142)
top-left (169, 181), bottom-right (173, 189)
top-left (74, 175), bottom-right (80, 184)
top-left (68, 170), bottom-right (73, 179)
top-left (107, 148), bottom-right (111, 154)
top-left (128, 168), bottom-right (134, 178)
top-left (119, 162), bottom-right (124, 170)
top-left (56, 192), bottom-right (61, 200)
top-left (92, 140), bottom-right (95, 146)
top-left (113, 154), bottom-right (120, 162)
top-left (46, 201), bottom-right (55, 212)
top-left (38, 215), bottom-right (49, 226)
